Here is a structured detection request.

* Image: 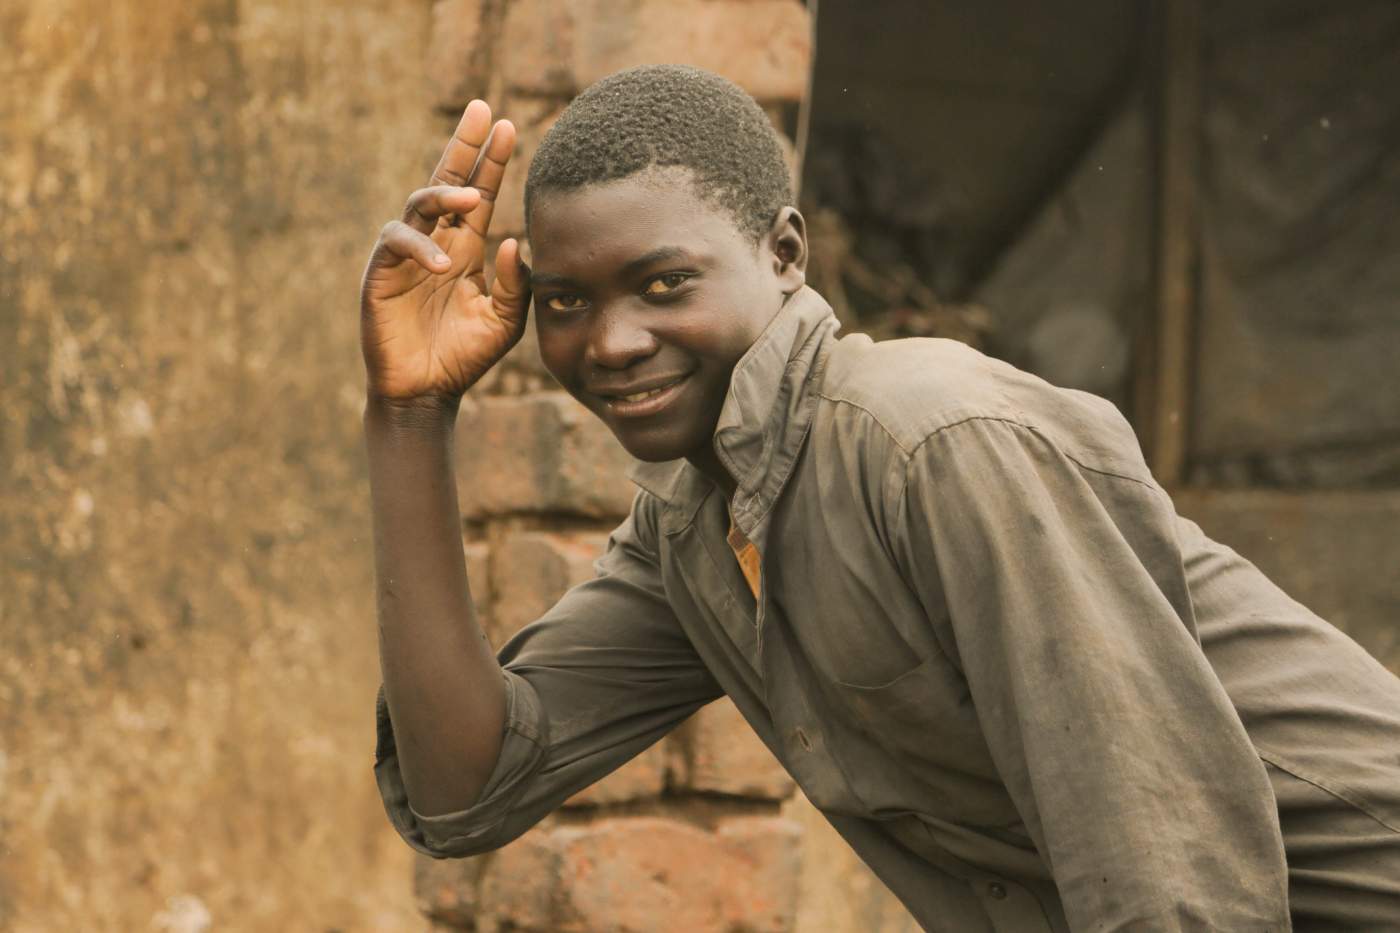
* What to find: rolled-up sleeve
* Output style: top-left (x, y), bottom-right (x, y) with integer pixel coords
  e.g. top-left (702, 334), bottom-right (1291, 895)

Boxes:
top-left (893, 416), bottom-right (1290, 930)
top-left (373, 492), bottom-right (722, 858)
top-left (374, 667), bottom-right (548, 857)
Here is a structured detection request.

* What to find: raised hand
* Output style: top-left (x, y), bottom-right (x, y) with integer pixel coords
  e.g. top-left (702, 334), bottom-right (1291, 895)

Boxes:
top-left (360, 100), bottom-right (529, 403)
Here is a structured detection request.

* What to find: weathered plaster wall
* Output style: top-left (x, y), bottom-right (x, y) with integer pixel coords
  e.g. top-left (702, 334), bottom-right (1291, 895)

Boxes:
top-left (1, 2), bottom-right (443, 928)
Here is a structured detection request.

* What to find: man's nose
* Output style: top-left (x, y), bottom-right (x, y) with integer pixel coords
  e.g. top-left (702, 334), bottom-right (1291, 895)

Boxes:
top-left (585, 305), bottom-right (658, 370)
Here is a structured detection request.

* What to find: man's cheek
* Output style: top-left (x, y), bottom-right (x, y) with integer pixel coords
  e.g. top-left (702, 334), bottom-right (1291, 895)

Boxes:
top-left (533, 340), bottom-right (572, 391)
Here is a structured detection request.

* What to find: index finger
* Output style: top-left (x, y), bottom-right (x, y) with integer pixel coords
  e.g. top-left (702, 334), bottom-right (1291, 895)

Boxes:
top-left (430, 99), bottom-right (492, 188)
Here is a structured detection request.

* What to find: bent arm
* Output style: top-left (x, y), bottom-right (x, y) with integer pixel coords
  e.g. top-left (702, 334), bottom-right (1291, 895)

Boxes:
top-left (374, 484), bottom-right (723, 857)
top-left (367, 397), bottom-right (506, 817)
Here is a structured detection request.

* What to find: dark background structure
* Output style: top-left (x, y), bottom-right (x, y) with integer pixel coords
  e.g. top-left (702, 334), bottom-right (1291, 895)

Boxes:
top-left (804, 0), bottom-right (1400, 670)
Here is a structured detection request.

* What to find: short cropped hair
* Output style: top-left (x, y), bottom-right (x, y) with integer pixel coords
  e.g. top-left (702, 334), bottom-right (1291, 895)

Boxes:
top-left (525, 64), bottom-right (792, 241)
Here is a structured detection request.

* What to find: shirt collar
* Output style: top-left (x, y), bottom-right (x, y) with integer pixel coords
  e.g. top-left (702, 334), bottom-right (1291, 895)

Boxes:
top-left (628, 285), bottom-right (840, 532)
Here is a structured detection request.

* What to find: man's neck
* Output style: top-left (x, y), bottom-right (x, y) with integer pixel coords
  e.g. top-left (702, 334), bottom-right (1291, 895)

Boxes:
top-left (686, 445), bottom-right (738, 501)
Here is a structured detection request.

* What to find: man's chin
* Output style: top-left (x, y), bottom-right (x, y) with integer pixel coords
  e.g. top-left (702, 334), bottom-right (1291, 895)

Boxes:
top-left (617, 437), bottom-right (691, 464)
top-left (607, 423), bottom-right (701, 464)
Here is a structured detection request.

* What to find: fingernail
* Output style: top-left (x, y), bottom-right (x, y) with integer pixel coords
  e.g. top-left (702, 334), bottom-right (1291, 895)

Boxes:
top-left (434, 254), bottom-right (449, 266)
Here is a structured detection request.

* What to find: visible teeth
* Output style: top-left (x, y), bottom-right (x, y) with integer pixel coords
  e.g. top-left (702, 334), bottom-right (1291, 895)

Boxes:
top-left (620, 386), bottom-right (669, 402)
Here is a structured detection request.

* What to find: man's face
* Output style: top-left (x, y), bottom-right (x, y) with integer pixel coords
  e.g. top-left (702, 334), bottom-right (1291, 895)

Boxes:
top-left (528, 168), bottom-right (800, 464)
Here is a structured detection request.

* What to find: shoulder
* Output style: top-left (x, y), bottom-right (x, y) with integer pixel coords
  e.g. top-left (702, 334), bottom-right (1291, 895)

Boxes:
top-left (815, 333), bottom-right (1153, 485)
top-left (816, 333), bottom-right (1017, 448)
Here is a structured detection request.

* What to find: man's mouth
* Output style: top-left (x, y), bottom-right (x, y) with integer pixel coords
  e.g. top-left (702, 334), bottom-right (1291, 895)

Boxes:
top-left (598, 374), bottom-right (691, 418)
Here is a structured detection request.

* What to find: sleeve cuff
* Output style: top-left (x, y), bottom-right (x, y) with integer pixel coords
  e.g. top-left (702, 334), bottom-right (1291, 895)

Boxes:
top-left (373, 670), bottom-right (548, 858)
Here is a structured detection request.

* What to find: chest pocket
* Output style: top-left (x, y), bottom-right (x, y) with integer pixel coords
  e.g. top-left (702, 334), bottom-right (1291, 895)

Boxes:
top-left (787, 597), bottom-right (926, 690)
top-left (833, 653), bottom-right (1018, 828)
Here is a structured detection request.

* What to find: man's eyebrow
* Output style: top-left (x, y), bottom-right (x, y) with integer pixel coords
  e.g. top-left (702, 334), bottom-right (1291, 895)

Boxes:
top-left (530, 247), bottom-right (697, 291)
top-left (620, 246), bottom-right (694, 279)
top-left (528, 271), bottom-right (577, 290)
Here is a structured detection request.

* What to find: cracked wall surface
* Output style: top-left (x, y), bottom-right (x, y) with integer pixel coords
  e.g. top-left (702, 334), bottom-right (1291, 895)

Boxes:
top-left (1, 1), bottom-right (446, 928)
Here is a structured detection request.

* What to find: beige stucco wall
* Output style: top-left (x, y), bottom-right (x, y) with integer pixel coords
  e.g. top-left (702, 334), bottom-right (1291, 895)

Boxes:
top-left (1, 2), bottom-right (444, 928)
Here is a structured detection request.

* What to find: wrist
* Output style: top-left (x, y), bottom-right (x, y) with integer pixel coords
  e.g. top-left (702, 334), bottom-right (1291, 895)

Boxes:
top-left (364, 392), bottom-right (461, 433)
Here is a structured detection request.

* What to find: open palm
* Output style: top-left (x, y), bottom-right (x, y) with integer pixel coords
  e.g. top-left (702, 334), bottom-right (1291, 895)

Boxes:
top-left (360, 100), bottom-right (529, 402)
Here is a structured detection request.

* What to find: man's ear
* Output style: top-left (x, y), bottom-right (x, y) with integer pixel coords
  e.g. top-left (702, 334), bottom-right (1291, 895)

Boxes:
top-left (766, 206), bottom-right (808, 294)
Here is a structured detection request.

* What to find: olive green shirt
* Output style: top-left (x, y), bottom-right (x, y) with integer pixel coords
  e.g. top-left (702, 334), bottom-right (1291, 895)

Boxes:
top-left (375, 287), bottom-right (1400, 930)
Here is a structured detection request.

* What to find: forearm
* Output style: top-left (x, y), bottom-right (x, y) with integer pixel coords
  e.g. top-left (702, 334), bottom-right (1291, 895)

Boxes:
top-left (365, 395), bottom-right (505, 816)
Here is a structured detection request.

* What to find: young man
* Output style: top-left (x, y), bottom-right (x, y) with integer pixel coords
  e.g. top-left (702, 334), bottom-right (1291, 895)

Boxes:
top-left (361, 66), bottom-right (1400, 930)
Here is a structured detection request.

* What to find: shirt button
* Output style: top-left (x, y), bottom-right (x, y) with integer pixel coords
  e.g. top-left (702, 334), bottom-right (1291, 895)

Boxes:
top-left (986, 882), bottom-right (1007, 900)
top-left (794, 727), bottom-right (813, 752)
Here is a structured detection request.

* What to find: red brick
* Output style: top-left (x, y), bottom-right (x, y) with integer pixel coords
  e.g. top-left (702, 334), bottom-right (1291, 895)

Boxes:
top-left (572, 0), bottom-right (812, 102)
top-left (416, 815), bottom-right (803, 931)
top-left (476, 827), bottom-right (566, 930)
top-left (780, 792), bottom-right (919, 931)
top-left (454, 392), bottom-right (636, 519)
top-left (716, 815), bottom-right (805, 928)
top-left (554, 815), bottom-right (802, 932)
top-left (670, 697), bottom-right (795, 800)
top-left (416, 826), bottom-right (570, 931)
top-left (413, 853), bottom-right (483, 928)
top-left (497, 0), bottom-right (810, 102)
top-left (488, 530), bottom-right (608, 643)
top-left (426, 0), bottom-right (490, 111)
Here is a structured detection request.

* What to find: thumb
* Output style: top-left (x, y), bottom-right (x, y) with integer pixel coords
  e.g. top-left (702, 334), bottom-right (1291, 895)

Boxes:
top-left (490, 238), bottom-right (532, 333)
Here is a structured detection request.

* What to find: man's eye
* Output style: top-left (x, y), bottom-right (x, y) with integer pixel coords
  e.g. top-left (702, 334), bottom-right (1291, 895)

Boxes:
top-left (544, 294), bottom-right (585, 312)
top-left (644, 273), bottom-right (691, 296)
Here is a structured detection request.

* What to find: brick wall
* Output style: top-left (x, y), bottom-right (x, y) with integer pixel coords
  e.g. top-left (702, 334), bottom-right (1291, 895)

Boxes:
top-left (412, 2), bottom-right (914, 930)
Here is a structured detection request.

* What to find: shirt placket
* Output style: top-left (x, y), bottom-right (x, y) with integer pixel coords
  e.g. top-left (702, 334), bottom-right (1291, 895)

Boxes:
top-left (729, 505), bottom-right (869, 814)
top-left (725, 513), bottom-right (763, 600)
